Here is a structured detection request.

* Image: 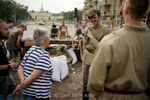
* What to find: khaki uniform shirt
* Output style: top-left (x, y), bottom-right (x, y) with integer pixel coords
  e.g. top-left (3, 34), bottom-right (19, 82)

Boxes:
top-left (82, 24), bottom-right (111, 65)
top-left (141, 21), bottom-right (150, 32)
top-left (7, 28), bottom-right (23, 45)
top-left (59, 25), bottom-right (67, 39)
top-left (87, 24), bottom-right (150, 100)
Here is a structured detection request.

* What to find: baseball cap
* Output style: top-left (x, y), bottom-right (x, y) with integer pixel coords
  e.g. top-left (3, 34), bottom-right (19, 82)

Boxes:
top-left (87, 8), bottom-right (101, 19)
top-left (21, 24), bottom-right (27, 30)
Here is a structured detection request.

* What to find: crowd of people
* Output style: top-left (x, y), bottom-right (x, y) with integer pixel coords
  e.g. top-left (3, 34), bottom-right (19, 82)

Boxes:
top-left (50, 20), bottom-right (69, 39)
top-left (0, 0), bottom-right (150, 100)
top-left (0, 20), bottom-right (53, 99)
top-left (13, 28), bottom-right (53, 100)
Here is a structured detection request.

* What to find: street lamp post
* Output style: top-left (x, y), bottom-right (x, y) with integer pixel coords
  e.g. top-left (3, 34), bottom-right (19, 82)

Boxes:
top-left (98, 0), bottom-right (101, 24)
top-left (97, 0), bottom-right (100, 10)
top-left (74, 7), bottom-right (78, 28)
top-left (14, 10), bottom-right (16, 23)
top-left (115, 3), bottom-right (118, 25)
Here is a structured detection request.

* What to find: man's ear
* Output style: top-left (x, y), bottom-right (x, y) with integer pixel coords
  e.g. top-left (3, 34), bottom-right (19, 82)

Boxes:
top-left (99, 16), bottom-right (101, 20)
top-left (125, 6), bottom-right (129, 14)
top-left (45, 37), bottom-right (47, 42)
top-left (45, 37), bottom-right (49, 42)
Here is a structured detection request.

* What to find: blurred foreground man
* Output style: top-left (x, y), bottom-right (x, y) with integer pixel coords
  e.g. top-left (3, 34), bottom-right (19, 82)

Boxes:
top-left (119, 4), bottom-right (150, 31)
top-left (0, 20), bottom-right (18, 94)
top-left (87, 0), bottom-right (150, 100)
top-left (82, 8), bottom-right (111, 100)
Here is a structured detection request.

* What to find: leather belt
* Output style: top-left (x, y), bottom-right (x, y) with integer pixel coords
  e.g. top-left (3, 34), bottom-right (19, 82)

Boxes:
top-left (104, 87), bottom-right (142, 95)
top-left (86, 48), bottom-right (94, 54)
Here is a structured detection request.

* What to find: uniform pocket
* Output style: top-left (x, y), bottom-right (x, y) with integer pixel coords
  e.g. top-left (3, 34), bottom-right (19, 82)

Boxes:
top-left (83, 50), bottom-right (94, 65)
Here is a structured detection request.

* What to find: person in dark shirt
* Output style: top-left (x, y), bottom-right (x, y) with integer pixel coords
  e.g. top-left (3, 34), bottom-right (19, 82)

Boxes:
top-left (50, 23), bottom-right (58, 38)
top-left (0, 20), bottom-right (18, 94)
top-left (75, 25), bottom-right (82, 37)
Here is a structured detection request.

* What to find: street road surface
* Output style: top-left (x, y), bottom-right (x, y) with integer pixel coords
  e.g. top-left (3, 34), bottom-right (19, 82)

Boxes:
top-left (22, 24), bottom-right (76, 40)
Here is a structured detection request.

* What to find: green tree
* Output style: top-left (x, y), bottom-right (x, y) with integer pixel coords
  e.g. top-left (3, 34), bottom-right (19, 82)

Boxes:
top-left (0, 0), bottom-right (31, 22)
top-left (62, 9), bottom-right (83, 21)
top-left (0, 0), bottom-right (14, 20)
top-left (49, 16), bottom-right (51, 21)
top-left (78, 10), bottom-right (83, 21)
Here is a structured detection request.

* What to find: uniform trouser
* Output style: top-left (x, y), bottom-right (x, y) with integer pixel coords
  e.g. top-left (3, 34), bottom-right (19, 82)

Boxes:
top-left (6, 43), bottom-right (18, 58)
top-left (59, 32), bottom-right (66, 39)
top-left (82, 64), bottom-right (90, 92)
top-left (0, 76), bottom-right (16, 94)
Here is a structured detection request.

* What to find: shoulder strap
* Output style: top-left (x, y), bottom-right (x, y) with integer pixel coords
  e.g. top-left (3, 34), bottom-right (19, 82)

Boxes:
top-left (2, 41), bottom-right (7, 55)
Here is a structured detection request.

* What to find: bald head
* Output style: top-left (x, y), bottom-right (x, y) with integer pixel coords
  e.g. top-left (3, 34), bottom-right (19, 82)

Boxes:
top-left (0, 20), bottom-right (9, 40)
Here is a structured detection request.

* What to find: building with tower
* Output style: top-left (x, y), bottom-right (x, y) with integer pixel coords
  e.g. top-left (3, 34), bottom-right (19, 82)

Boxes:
top-left (28, 4), bottom-right (52, 22)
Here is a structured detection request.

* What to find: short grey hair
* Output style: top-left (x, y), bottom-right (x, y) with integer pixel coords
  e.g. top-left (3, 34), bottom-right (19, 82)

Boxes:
top-left (33, 28), bottom-right (50, 45)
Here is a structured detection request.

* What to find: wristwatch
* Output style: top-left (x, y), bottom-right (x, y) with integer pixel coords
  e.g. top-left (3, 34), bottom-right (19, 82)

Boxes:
top-left (7, 64), bottom-right (11, 69)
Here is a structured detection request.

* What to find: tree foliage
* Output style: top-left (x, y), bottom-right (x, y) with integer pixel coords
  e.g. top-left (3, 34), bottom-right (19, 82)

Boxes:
top-left (0, 0), bottom-right (31, 22)
top-left (62, 9), bottom-right (83, 21)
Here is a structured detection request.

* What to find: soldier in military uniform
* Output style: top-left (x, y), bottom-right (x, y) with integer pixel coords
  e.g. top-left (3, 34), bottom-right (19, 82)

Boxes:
top-left (82, 8), bottom-right (111, 100)
top-left (87, 0), bottom-right (150, 100)
top-left (6, 24), bottom-right (27, 63)
top-left (58, 20), bottom-right (69, 39)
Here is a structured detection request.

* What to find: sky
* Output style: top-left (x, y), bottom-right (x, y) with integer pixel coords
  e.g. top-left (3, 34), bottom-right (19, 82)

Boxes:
top-left (14, 0), bottom-right (85, 13)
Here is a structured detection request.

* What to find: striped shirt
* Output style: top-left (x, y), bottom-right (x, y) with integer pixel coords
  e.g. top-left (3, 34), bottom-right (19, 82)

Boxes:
top-left (21, 45), bottom-right (53, 99)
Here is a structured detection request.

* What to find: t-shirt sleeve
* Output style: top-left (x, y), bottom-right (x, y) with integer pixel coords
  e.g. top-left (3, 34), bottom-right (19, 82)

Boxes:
top-left (18, 31), bottom-right (23, 37)
top-left (20, 31), bottom-right (23, 37)
top-left (34, 53), bottom-right (53, 72)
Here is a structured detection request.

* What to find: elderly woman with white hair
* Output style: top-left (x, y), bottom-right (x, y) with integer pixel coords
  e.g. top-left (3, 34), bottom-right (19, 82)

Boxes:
top-left (13, 28), bottom-right (53, 100)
